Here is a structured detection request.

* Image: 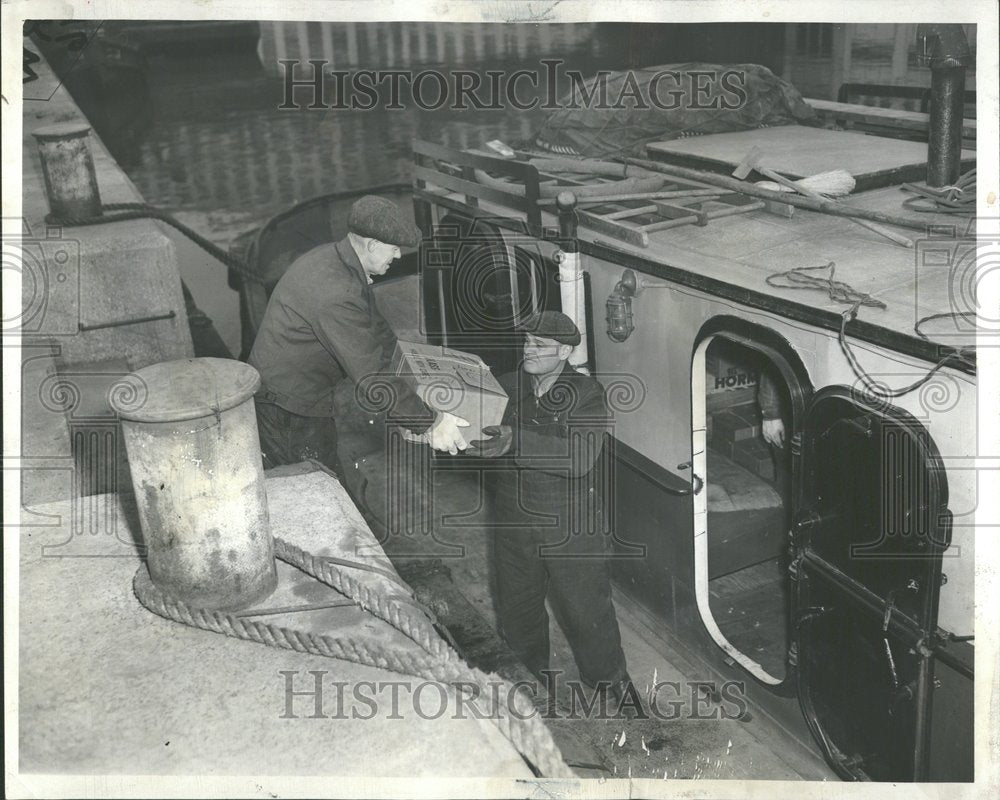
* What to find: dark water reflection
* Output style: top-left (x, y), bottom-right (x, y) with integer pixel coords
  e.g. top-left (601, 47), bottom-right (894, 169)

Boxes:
top-left (118, 51), bottom-right (546, 216)
top-left (85, 22), bottom-right (786, 222)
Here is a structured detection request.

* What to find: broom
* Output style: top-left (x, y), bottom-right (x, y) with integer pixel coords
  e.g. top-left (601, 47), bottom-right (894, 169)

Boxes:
top-left (754, 169), bottom-right (856, 197)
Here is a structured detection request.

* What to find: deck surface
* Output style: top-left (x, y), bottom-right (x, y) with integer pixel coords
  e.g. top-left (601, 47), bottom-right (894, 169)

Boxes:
top-left (646, 125), bottom-right (975, 187)
top-left (457, 176), bottom-right (975, 355)
top-left (635, 183), bottom-right (974, 343)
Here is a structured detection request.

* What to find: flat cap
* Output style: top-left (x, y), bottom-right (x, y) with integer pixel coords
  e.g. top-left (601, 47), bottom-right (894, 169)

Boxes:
top-left (517, 310), bottom-right (581, 346)
top-left (348, 195), bottom-right (421, 248)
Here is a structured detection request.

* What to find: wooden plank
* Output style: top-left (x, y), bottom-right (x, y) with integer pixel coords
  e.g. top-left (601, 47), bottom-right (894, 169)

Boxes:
top-left (536, 190), bottom-right (721, 206)
top-left (413, 139), bottom-right (539, 183)
top-left (654, 200), bottom-right (709, 225)
top-left (705, 200), bottom-right (766, 220)
top-left (576, 209), bottom-right (649, 247)
top-left (806, 97), bottom-right (977, 140)
top-left (604, 204), bottom-right (659, 220)
top-left (638, 214), bottom-right (701, 233)
top-left (645, 125), bottom-right (977, 191)
top-left (412, 166), bottom-right (527, 212)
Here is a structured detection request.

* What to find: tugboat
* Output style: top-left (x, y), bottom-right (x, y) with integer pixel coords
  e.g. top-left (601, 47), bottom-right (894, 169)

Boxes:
top-left (227, 32), bottom-right (978, 782)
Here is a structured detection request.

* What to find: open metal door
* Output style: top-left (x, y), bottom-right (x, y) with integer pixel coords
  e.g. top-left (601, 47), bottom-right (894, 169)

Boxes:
top-left (791, 387), bottom-right (952, 781)
top-left (422, 214), bottom-right (554, 375)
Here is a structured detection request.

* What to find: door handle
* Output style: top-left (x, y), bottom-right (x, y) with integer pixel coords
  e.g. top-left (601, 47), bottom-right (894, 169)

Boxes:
top-left (675, 462), bottom-right (704, 496)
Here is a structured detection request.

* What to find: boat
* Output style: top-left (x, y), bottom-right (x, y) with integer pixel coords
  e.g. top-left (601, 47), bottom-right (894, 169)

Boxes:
top-left (227, 50), bottom-right (978, 782)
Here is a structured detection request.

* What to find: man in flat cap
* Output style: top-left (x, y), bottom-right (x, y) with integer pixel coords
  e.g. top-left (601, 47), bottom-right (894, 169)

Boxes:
top-left (249, 195), bottom-right (469, 476)
top-left (469, 311), bottom-right (640, 717)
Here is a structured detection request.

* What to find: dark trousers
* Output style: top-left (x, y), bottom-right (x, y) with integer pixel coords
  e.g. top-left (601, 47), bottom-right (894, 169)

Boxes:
top-left (491, 474), bottom-right (628, 687)
top-left (254, 400), bottom-right (342, 475)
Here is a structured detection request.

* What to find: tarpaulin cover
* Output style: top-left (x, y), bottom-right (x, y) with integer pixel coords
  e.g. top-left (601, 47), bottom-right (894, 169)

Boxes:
top-left (531, 63), bottom-right (818, 158)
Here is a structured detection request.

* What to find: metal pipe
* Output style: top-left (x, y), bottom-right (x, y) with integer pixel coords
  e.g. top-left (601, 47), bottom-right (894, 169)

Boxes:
top-left (556, 192), bottom-right (590, 373)
top-left (927, 66), bottom-right (966, 187)
top-left (916, 24), bottom-right (973, 187)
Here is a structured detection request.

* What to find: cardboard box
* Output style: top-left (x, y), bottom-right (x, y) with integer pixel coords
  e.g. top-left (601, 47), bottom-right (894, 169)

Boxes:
top-left (390, 341), bottom-right (508, 440)
top-left (731, 438), bottom-right (776, 482)
top-left (710, 403), bottom-right (762, 447)
top-left (706, 346), bottom-right (760, 412)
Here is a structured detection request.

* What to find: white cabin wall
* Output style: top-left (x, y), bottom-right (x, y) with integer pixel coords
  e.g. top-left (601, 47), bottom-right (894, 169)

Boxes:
top-left (585, 255), bottom-right (976, 636)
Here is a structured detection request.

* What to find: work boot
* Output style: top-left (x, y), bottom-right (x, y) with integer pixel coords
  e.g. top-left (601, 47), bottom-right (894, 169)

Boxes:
top-left (607, 675), bottom-right (647, 720)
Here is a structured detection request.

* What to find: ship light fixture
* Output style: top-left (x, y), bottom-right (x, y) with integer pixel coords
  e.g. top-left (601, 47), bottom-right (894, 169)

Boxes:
top-left (605, 269), bottom-right (670, 342)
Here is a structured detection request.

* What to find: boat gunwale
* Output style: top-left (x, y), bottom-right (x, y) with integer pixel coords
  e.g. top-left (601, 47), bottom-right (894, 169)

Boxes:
top-left (413, 185), bottom-right (977, 376)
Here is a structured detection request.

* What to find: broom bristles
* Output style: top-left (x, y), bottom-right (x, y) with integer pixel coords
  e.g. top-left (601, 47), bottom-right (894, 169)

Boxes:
top-left (756, 169), bottom-right (856, 197)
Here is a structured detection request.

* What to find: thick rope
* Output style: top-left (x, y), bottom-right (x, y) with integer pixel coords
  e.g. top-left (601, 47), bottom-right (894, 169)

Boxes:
top-left (132, 552), bottom-right (572, 778)
top-left (901, 168), bottom-right (976, 215)
top-left (272, 537), bottom-right (451, 660)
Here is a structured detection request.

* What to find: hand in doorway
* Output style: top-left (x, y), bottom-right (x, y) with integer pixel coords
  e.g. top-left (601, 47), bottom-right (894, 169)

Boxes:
top-left (762, 417), bottom-right (786, 449)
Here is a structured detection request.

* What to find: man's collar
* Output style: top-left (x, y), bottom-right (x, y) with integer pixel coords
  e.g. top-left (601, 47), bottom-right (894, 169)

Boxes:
top-left (336, 237), bottom-right (370, 285)
top-left (519, 360), bottom-right (575, 398)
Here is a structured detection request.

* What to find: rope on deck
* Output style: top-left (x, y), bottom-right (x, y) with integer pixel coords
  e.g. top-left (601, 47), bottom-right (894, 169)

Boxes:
top-left (133, 536), bottom-right (574, 779)
top-left (765, 262), bottom-right (975, 397)
top-left (901, 168), bottom-right (977, 215)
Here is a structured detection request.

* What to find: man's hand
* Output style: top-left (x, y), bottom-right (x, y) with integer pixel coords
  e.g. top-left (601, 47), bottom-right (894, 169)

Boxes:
top-left (762, 418), bottom-right (785, 449)
top-left (426, 411), bottom-right (470, 455)
top-left (468, 425), bottom-right (513, 458)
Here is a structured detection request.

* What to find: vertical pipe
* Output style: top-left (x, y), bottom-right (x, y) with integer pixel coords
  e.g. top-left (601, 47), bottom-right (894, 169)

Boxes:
top-left (556, 192), bottom-right (589, 372)
top-left (917, 24), bottom-right (973, 187)
top-left (781, 23), bottom-right (796, 82)
top-left (435, 24), bottom-right (447, 63)
top-left (417, 23), bottom-right (429, 63)
top-left (273, 20), bottom-right (287, 65)
top-left (346, 22), bottom-right (359, 66)
top-left (296, 21), bottom-right (310, 61)
top-left (320, 21), bottom-right (335, 69)
top-left (927, 67), bottom-right (966, 186)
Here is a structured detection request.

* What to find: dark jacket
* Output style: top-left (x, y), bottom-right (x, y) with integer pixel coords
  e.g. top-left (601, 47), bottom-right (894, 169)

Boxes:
top-left (248, 237), bottom-right (432, 428)
top-left (758, 371), bottom-right (781, 421)
top-left (496, 362), bottom-right (611, 508)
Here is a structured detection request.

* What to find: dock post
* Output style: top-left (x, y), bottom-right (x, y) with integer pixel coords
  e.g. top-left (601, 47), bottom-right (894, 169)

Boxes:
top-left (32, 123), bottom-right (103, 223)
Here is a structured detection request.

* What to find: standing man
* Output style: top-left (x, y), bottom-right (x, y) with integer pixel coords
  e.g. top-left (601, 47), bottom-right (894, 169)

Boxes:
top-left (248, 196), bottom-right (469, 474)
top-left (469, 311), bottom-right (640, 716)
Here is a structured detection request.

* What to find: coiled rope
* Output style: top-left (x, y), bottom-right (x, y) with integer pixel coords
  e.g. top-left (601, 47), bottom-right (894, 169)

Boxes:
top-left (766, 262), bottom-right (975, 397)
top-left (901, 168), bottom-right (976, 215)
top-left (766, 261), bottom-right (887, 310)
top-left (133, 536), bottom-right (573, 779)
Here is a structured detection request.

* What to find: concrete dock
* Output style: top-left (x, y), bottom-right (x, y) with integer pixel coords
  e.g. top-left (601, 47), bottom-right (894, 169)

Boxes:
top-left (18, 467), bottom-right (533, 779)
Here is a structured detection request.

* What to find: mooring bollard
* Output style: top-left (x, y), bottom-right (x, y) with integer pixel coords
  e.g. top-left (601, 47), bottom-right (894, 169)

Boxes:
top-left (32, 122), bottom-right (103, 222)
top-left (112, 358), bottom-right (277, 611)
